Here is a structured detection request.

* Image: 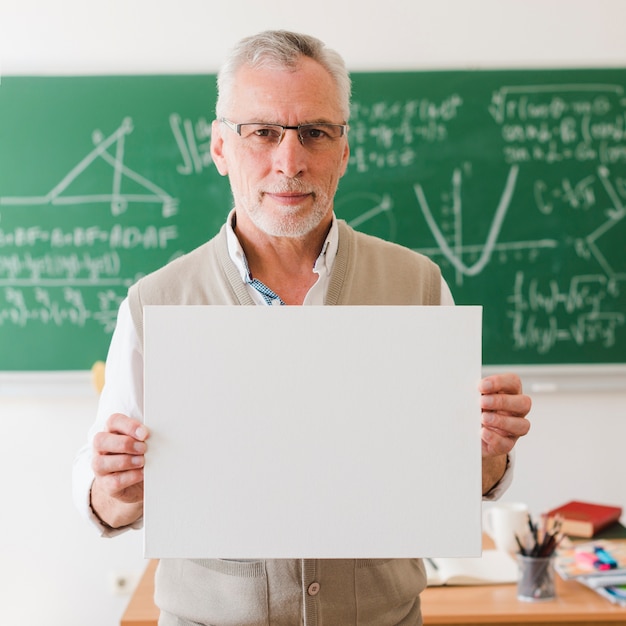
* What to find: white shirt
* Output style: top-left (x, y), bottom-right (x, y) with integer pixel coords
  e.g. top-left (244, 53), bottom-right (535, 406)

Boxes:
top-left (72, 212), bottom-right (511, 535)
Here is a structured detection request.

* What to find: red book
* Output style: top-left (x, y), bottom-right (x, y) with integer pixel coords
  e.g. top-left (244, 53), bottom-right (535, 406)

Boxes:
top-left (546, 500), bottom-right (623, 538)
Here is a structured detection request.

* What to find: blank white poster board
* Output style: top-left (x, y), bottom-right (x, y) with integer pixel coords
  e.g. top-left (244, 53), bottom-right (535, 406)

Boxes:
top-left (143, 305), bottom-right (482, 559)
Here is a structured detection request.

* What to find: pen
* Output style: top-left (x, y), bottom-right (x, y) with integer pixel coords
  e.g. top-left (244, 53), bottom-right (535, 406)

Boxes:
top-left (527, 514), bottom-right (537, 542)
top-left (426, 558), bottom-right (439, 571)
top-left (527, 514), bottom-right (539, 555)
top-left (515, 533), bottom-right (527, 556)
top-left (519, 515), bottom-right (562, 558)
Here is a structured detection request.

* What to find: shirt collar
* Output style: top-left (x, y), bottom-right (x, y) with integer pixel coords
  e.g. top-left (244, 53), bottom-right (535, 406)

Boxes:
top-left (225, 208), bottom-right (338, 283)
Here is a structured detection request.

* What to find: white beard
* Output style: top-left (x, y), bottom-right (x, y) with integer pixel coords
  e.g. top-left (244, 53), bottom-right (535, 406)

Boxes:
top-left (236, 180), bottom-right (333, 239)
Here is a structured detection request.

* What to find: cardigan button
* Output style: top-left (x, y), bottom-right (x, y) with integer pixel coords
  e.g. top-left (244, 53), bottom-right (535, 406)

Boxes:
top-left (307, 581), bottom-right (321, 596)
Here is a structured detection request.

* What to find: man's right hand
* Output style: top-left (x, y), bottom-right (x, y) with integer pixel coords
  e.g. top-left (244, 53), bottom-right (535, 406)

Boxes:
top-left (90, 413), bottom-right (149, 528)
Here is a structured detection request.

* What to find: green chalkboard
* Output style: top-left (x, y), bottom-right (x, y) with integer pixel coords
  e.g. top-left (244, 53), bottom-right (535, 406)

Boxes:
top-left (1, 70), bottom-right (625, 370)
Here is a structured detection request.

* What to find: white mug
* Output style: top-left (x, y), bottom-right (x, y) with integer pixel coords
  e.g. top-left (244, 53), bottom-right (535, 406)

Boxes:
top-left (483, 502), bottom-right (529, 553)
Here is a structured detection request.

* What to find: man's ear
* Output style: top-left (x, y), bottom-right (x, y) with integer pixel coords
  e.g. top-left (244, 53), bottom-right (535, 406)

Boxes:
top-left (210, 119), bottom-right (229, 176)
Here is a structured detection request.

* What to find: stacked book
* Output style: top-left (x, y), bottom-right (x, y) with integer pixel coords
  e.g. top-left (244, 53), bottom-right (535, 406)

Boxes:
top-left (547, 500), bottom-right (625, 606)
top-left (545, 500), bottom-right (623, 539)
top-left (554, 539), bottom-right (626, 606)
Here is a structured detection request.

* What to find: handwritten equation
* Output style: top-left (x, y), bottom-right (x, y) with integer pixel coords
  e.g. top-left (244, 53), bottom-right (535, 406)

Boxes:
top-left (489, 84), bottom-right (626, 165)
top-left (347, 84), bottom-right (626, 172)
top-left (508, 271), bottom-right (625, 354)
top-left (0, 118), bottom-right (183, 336)
top-left (348, 95), bottom-right (463, 172)
top-left (342, 79), bottom-right (626, 359)
top-left (170, 113), bottom-right (213, 175)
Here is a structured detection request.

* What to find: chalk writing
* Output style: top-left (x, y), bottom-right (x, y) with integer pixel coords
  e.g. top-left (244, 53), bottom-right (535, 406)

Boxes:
top-left (489, 84), bottom-right (626, 165)
top-left (339, 81), bottom-right (625, 360)
top-left (414, 165), bottom-right (527, 280)
top-left (1, 73), bottom-right (624, 367)
top-left (0, 252), bottom-right (121, 283)
top-left (0, 118), bottom-right (180, 335)
top-left (0, 225), bottom-right (178, 250)
top-left (348, 96), bottom-right (463, 172)
top-left (0, 117), bottom-right (179, 218)
top-left (508, 271), bottom-right (625, 353)
top-left (170, 113), bottom-right (213, 175)
top-left (1, 287), bottom-right (90, 328)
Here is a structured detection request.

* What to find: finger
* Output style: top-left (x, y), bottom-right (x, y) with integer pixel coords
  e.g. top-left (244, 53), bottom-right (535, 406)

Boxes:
top-left (92, 448), bottom-right (145, 476)
top-left (482, 411), bottom-right (531, 437)
top-left (480, 392), bottom-right (532, 416)
top-left (105, 413), bottom-right (149, 441)
top-left (93, 430), bottom-right (147, 456)
top-left (479, 373), bottom-right (523, 395)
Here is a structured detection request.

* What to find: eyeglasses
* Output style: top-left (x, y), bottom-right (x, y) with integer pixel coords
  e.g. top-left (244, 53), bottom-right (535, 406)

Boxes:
top-left (220, 118), bottom-right (348, 151)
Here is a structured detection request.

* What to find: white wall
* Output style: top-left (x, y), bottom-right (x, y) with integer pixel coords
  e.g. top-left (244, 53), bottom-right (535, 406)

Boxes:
top-left (0, 382), bottom-right (143, 626)
top-left (1, 1), bottom-right (625, 624)
top-left (4, 0), bottom-right (626, 74)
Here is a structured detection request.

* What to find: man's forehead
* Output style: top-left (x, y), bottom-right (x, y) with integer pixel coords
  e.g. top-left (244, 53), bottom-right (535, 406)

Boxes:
top-left (229, 58), bottom-right (343, 120)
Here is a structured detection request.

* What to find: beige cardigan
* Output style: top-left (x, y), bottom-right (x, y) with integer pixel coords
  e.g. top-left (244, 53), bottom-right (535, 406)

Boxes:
top-left (128, 219), bottom-right (441, 626)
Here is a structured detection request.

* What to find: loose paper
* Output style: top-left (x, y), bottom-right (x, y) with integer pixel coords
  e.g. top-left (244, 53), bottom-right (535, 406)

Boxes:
top-left (143, 305), bottom-right (482, 559)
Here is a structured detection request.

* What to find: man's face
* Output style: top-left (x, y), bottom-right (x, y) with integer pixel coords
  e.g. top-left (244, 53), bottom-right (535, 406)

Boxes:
top-left (211, 57), bottom-right (350, 240)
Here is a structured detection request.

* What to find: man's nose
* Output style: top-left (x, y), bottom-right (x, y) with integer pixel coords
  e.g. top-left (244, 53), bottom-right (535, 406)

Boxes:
top-left (273, 128), bottom-right (307, 178)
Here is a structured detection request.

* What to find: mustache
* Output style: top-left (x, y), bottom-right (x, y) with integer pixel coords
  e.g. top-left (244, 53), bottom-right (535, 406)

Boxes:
top-left (264, 179), bottom-right (312, 194)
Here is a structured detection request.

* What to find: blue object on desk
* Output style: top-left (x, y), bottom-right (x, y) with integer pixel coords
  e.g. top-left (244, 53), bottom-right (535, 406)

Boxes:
top-left (595, 547), bottom-right (618, 569)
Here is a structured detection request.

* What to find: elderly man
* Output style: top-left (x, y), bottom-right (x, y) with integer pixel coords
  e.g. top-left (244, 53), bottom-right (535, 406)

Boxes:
top-left (73, 30), bottom-right (531, 626)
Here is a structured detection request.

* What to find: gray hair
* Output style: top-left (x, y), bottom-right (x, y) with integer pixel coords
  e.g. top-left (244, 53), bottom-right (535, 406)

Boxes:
top-left (215, 30), bottom-right (352, 121)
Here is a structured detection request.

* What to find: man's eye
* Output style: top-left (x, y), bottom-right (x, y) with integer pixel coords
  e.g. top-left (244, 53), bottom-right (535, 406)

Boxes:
top-left (253, 126), bottom-right (281, 139)
top-left (302, 127), bottom-right (327, 140)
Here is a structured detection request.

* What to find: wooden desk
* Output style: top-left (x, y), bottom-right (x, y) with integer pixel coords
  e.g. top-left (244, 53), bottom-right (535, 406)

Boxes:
top-left (121, 558), bottom-right (626, 626)
top-left (422, 574), bottom-right (626, 626)
top-left (121, 560), bottom-right (159, 626)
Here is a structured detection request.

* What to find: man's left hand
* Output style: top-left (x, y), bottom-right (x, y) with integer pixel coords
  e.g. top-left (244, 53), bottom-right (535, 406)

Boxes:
top-left (479, 373), bottom-right (531, 457)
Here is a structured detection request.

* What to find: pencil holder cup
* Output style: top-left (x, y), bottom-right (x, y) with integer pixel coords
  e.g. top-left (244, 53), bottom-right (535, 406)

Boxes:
top-left (517, 554), bottom-right (556, 602)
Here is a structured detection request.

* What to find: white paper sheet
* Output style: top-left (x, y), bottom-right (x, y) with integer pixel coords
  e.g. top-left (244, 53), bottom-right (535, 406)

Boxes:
top-left (143, 305), bottom-right (482, 559)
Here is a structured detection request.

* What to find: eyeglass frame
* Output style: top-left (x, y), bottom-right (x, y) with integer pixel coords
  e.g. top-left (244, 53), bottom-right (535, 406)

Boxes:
top-left (219, 117), bottom-right (349, 148)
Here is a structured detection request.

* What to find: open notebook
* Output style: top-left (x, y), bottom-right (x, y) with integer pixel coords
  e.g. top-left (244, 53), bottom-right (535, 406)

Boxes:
top-left (425, 550), bottom-right (518, 586)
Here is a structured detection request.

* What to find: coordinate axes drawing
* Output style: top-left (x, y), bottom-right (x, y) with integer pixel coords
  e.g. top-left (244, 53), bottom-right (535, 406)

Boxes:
top-left (412, 165), bottom-right (562, 287)
top-left (413, 165), bottom-right (624, 287)
top-left (344, 163), bottom-right (624, 290)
